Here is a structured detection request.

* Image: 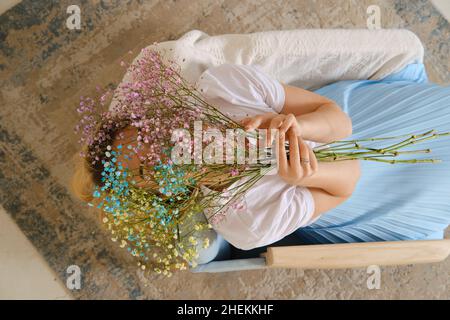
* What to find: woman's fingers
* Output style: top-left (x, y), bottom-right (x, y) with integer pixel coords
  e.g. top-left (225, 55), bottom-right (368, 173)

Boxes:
top-left (266, 115), bottom-right (284, 146)
top-left (242, 112), bottom-right (279, 131)
top-left (288, 128), bottom-right (301, 175)
top-left (277, 130), bottom-right (318, 185)
top-left (309, 145), bottom-right (318, 174)
top-left (241, 116), bottom-right (263, 131)
top-left (240, 117), bottom-right (252, 127)
top-left (298, 137), bottom-right (312, 176)
top-left (242, 113), bottom-right (301, 148)
top-left (277, 130), bottom-right (288, 174)
top-left (279, 114), bottom-right (296, 135)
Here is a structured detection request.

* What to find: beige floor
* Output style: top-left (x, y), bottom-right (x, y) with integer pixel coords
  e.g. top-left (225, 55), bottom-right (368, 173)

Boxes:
top-left (0, 0), bottom-right (21, 15)
top-left (0, 207), bottom-right (72, 300)
top-left (432, 0), bottom-right (450, 21)
top-left (0, 0), bottom-right (67, 300)
top-left (4, 1), bottom-right (448, 22)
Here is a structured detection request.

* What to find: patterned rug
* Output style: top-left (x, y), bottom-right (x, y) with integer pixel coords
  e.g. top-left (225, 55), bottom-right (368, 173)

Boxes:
top-left (0, 0), bottom-right (448, 299)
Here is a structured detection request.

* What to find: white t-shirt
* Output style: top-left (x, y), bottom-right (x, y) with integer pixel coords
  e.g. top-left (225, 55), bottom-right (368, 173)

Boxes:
top-left (195, 63), bottom-right (318, 250)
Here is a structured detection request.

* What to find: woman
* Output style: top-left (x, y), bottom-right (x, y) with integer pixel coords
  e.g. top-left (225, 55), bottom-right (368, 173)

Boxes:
top-left (73, 61), bottom-right (450, 265)
top-left (193, 63), bottom-right (359, 257)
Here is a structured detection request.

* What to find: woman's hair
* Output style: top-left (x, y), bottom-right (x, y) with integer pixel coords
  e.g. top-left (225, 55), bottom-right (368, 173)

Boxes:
top-left (71, 153), bottom-right (96, 202)
top-left (71, 118), bottom-right (124, 202)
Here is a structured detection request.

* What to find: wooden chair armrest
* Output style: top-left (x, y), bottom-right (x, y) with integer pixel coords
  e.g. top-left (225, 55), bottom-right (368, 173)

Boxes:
top-left (265, 240), bottom-right (450, 269)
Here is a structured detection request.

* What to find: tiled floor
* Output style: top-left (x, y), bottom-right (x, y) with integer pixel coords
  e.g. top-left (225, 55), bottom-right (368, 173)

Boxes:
top-left (0, 207), bottom-right (71, 299)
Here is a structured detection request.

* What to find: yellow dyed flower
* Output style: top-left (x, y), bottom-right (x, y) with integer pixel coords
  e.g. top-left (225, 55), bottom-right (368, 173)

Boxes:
top-left (188, 236), bottom-right (198, 245)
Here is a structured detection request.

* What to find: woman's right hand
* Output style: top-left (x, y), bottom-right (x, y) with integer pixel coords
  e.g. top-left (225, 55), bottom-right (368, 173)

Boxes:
top-left (277, 127), bottom-right (318, 185)
top-left (241, 113), bottom-right (303, 147)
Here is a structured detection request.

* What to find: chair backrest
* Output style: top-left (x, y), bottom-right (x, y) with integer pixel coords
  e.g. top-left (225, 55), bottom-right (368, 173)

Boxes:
top-left (110, 29), bottom-right (425, 113)
top-left (265, 239), bottom-right (450, 269)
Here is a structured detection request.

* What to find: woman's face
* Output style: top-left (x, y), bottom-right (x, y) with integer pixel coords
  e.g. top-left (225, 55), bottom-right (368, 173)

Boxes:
top-left (112, 126), bottom-right (156, 188)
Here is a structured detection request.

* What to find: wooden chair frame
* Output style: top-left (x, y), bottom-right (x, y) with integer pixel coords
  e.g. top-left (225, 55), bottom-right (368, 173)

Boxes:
top-left (264, 239), bottom-right (450, 269)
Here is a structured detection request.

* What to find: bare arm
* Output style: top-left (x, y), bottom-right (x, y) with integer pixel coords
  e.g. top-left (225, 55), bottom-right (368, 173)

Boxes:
top-left (242, 84), bottom-right (353, 144)
top-left (280, 84), bottom-right (353, 143)
top-left (278, 128), bottom-right (361, 218)
top-left (301, 161), bottom-right (361, 219)
top-left (241, 83), bottom-right (359, 219)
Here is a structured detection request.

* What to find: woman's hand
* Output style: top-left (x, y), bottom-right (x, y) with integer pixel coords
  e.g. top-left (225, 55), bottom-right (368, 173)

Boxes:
top-left (277, 127), bottom-right (318, 185)
top-left (241, 113), bottom-right (302, 147)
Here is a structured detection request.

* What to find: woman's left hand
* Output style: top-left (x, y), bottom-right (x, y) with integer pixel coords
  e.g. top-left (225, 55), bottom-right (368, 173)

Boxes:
top-left (277, 127), bottom-right (318, 185)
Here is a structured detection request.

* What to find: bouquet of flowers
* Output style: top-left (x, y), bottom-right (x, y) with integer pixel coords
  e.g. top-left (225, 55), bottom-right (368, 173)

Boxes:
top-left (75, 47), bottom-right (449, 276)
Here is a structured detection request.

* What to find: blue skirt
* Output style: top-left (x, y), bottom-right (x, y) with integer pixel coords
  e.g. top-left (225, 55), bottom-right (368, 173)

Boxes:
top-left (297, 63), bottom-right (450, 243)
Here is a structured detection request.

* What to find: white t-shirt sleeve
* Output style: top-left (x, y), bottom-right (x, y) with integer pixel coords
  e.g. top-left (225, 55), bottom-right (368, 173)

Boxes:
top-left (196, 63), bottom-right (320, 250)
top-left (196, 63), bottom-right (286, 114)
top-left (202, 175), bottom-right (316, 250)
top-left (196, 63), bottom-right (319, 149)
